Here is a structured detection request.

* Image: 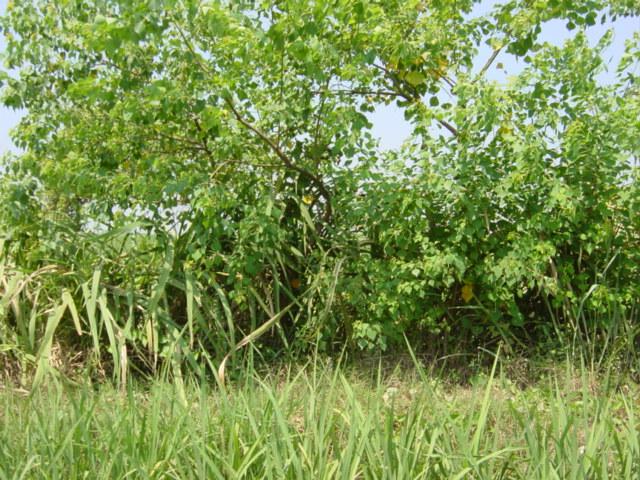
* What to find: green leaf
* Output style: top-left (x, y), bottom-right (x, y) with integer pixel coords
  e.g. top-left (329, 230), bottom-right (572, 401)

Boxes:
top-left (404, 71), bottom-right (426, 87)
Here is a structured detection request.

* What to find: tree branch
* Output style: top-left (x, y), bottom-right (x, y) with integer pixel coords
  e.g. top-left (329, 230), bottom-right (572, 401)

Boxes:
top-left (312, 88), bottom-right (403, 98)
top-left (477, 47), bottom-right (503, 79)
top-left (224, 97), bottom-right (333, 222)
top-left (436, 118), bottom-right (458, 137)
top-left (440, 74), bottom-right (456, 89)
top-left (191, 116), bottom-right (214, 157)
top-left (152, 128), bottom-right (212, 153)
top-left (173, 19), bottom-right (216, 77)
top-left (374, 62), bottom-right (458, 137)
top-left (173, 17), bottom-right (332, 222)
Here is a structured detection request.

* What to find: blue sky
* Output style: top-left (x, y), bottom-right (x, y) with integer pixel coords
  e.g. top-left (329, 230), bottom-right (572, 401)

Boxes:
top-left (0, 0), bottom-right (637, 153)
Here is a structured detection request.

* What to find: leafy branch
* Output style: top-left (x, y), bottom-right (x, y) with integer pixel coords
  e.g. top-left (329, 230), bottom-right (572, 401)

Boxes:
top-left (224, 97), bottom-right (333, 223)
top-left (373, 63), bottom-right (459, 137)
top-left (173, 16), bottom-right (333, 223)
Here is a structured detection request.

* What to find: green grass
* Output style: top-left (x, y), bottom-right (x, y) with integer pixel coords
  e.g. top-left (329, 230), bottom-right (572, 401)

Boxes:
top-left (1, 357), bottom-right (638, 479)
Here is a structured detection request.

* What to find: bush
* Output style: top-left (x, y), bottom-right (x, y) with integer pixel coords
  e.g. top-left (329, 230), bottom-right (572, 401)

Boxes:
top-left (0, 1), bottom-right (638, 379)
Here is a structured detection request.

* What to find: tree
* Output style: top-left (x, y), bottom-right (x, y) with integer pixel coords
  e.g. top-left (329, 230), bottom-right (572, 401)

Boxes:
top-left (0, 0), bottom-right (638, 364)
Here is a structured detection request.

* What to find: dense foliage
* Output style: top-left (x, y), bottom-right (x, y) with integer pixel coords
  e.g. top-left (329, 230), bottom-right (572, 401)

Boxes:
top-left (0, 0), bottom-right (638, 378)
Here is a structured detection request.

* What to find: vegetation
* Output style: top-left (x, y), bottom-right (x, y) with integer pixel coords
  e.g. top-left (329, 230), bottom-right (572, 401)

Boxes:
top-left (2, 359), bottom-right (640, 479)
top-left (1, 0), bottom-right (638, 379)
top-left (0, 0), bottom-right (639, 476)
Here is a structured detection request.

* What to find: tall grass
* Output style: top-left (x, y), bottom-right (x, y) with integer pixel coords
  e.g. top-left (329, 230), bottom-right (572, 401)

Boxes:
top-left (1, 359), bottom-right (638, 479)
top-left (0, 237), bottom-right (346, 388)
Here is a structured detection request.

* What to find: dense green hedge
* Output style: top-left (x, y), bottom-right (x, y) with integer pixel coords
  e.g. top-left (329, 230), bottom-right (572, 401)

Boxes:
top-left (0, 0), bottom-right (638, 378)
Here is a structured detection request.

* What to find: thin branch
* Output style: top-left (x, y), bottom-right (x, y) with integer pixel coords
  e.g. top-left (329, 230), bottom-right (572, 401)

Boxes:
top-left (312, 77), bottom-right (331, 161)
top-left (372, 62), bottom-right (393, 75)
top-left (375, 62), bottom-right (458, 137)
top-left (477, 47), bottom-right (503, 79)
top-left (224, 97), bottom-right (333, 222)
top-left (398, 81), bottom-right (459, 136)
top-left (224, 99), bottom-right (290, 170)
top-left (152, 129), bottom-right (212, 152)
top-left (436, 118), bottom-right (459, 137)
top-left (191, 116), bottom-right (214, 157)
top-left (312, 88), bottom-right (403, 98)
top-left (278, 46), bottom-right (285, 146)
top-left (440, 75), bottom-right (456, 89)
top-left (173, 18), bottom-right (215, 77)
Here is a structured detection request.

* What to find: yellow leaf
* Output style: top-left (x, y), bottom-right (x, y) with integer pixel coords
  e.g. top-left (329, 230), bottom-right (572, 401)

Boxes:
top-left (498, 125), bottom-right (513, 135)
top-left (302, 194), bottom-right (313, 205)
top-left (461, 283), bottom-right (474, 303)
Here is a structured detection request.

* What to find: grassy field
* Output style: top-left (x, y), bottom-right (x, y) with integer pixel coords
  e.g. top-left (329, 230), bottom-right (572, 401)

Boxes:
top-left (1, 355), bottom-right (638, 479)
